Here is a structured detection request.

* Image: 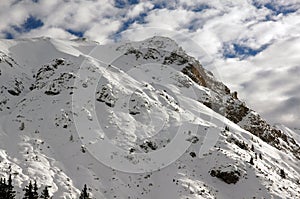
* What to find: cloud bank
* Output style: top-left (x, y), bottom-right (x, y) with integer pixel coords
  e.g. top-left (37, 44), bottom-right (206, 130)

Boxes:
top-left (0, 0), bottom-right (299, 128)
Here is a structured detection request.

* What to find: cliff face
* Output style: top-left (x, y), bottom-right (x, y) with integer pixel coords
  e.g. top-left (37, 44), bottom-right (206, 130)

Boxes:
top-left (122, 36), bottom-right (300, 160)
top-left (179, 54), bottom-right (300, 160)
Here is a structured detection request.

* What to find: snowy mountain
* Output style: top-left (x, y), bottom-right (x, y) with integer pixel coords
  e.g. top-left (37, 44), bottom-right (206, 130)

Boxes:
top-left (0, 36), bottom-right (299, 198)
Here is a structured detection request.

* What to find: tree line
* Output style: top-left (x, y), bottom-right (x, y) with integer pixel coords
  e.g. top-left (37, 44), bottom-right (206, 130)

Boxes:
top-left (0, 174), bottom-right (91, 199)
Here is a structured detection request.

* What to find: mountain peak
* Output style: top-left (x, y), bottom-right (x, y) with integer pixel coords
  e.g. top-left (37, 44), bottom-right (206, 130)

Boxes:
top-left (0, 37), bottom-right (299, 198)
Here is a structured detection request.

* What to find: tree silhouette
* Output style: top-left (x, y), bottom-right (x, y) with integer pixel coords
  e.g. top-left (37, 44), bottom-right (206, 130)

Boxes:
top-left (0, 174), bottom-right (16, 199)
top-left (7, 174), bottom-right (16, 199)
top-left (0, 178), bottom-right (4, 197)
top-left (0, 177), bottom-right (8, 199)
top-left (33, 181), bottom-right (39, 199)
top-left (79, 184), bottom-right (90, 199)
top-left (40, 186), bottom-right (50, 199)
top-left (23, 181), bottom-right (33, 199)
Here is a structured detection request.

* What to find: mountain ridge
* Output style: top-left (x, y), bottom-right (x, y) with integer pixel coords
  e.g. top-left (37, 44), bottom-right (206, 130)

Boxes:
top-left (0, 36), bottom-right (299, 198)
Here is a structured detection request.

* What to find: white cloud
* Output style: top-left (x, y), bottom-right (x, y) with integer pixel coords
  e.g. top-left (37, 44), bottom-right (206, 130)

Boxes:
top-left (127, 2), bottom-right (154, 19)
top-left (213, 37), bottom-right (300, 128)
top-left (0, 2), bottom-right (28, 30)
top-left (0, 0), bottom-right (300, 128)
top-left (142, 8), bottom-right (197, 30)
top-left (21, 27), bottom-right (76, 39)
top-left (84, 20), bottom-right (121, 43)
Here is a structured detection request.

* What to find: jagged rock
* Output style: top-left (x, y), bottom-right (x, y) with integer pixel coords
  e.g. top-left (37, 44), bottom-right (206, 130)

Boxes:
top-left (96, 84), bottom-right (118, 107)
top-left (180, 52), bottom-right (300, 159)
top-left (240, 112), bottom-right (300, 159)
top-left (210, 165), bottom-right (241, 184)
top-left (226, 136), bottom-right (249, 150)
top-left (163, 52), bottom-right (189, 65)
top-left (128, 90), bottom-right (150, 115)
top-left (139, 140), bottom-right (158, 152)
top-left (124, 47), bottom-right (143, 60)
top-left (0, 51), bottom-right (18, 67)
top-left (186, 136), bottom-right (199, 144)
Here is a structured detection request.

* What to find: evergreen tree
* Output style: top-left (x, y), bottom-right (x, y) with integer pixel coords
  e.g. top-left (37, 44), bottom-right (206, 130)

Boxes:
top-left (251, 144), bottom-right (255, 152)
top-left (0, 175), bottom-right (15, 199)
top-left (7, 174), bottom-right (16, 199)
top-left (0, 178), bottom-right (6, 199)
top-left (79, 184), bottom-right (90, 199)
top-left (40, 186), bottom-right (50, 199)
top-left (23, 181), bottom-right (34, 199)
top-left (33, 181), bottom-right (39, 199)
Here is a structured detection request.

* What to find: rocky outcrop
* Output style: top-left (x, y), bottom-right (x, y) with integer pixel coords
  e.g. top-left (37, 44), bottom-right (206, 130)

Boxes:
top-left (210, 165), bottom-right (241, 184)
top-left (240, 112), bottom-right (300, 159)
top-left (173, 49), bottom-right (300, 160)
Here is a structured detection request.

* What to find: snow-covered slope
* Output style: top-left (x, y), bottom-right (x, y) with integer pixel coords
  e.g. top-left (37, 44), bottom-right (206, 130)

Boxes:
top-left (0, 37), bottom-right (299, 198)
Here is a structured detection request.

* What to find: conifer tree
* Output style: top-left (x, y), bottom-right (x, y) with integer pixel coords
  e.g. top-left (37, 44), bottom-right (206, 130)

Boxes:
top-left (79, 184), bottom-right (90, 199)
top-left (23, 181), bottom-right (33, 199)
top-left (0, 174), bottom-right (15, 199)
top-left (40, 186), bottom-right (50, 199)
top-left (0, 178), bottom-right (6, 198)
top-left (33, 181), bottom-right (39, 199)
top-left (7, 174), bottom-right (16, 199)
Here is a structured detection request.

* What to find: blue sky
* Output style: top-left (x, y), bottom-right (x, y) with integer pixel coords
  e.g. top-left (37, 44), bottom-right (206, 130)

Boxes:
top-left (0, 0), bottom-right (300, 127)
top-left (1, 0), bottom-right (299, 59)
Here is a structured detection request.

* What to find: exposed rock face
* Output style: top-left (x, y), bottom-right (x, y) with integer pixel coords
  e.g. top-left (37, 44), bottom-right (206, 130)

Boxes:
top-left (96, 84), bottom-right (118, 107)
top-left (0, 51), bottom-right (18, 67)
top-left (114, 38), bottom-right (300, 160)
top-left (30, 58), bottom-right (76, 97)
top-left (7, 78), bottom-right (24, 96)
top-left (240, 112), bottom-right (300, 159)
top-left (210, 165), bottom-right (241, 184)
top-left (182, 64), bottom-right (207, 87)
top-left (176, 51), bottom-right (300, 160)
top-left (226, 135), bottom-right (249, 150)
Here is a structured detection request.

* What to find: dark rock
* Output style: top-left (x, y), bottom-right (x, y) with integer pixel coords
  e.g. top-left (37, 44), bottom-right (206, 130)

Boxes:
top-left (186, 136), bottom-right (199, 144)
top-left (210, 168), bottom-right (240, 184)
top-left (8, 89), bottom-right (21, 96)
top-left (45, 90), bottom-right (60, 95)
top-left (189, 152), bottom-right (196, 158)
